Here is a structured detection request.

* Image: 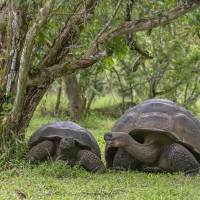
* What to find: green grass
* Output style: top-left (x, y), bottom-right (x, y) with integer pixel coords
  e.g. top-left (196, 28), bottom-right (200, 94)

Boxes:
top-left (1, 161), bottom-right (200, 199)
top-left (1, 94), bottom-right (200, 199)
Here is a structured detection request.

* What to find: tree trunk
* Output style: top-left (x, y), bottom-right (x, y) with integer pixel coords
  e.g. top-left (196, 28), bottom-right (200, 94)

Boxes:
top-left (55, 78), bottom-right (62, 114)
top-left (0, 0), bottom-right (97, 142)
top-left (64, 73), bottom-right (86, 122)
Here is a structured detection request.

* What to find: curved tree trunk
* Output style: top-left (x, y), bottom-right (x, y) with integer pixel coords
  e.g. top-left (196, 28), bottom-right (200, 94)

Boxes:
top-left (0, 0), bottom-right (99, 145)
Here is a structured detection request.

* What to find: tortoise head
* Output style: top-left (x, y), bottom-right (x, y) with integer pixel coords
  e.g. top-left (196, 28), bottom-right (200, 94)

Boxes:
top-left (59, 137), bottom-right (75, 150)
top-left (104, 132), bottom-right (130, 148)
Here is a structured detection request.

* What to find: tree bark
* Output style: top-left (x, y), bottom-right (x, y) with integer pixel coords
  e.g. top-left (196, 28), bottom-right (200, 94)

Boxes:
top-left (64, 73), bottom-right (86, 122)
top-left (55, 78), bottom-right (62, 114)
top-left (1, 0), bottom-right (55, 143)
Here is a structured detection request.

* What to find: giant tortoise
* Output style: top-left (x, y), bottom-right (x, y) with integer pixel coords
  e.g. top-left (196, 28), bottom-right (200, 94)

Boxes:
top-left (104, 99), bottom-right (200, 176)
top-left (27, 121), bottom-right (106, 173)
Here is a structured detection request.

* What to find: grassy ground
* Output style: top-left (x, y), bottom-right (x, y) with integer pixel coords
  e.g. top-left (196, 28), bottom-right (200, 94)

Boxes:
top-left (1, 94), bottom-right (200, 199)
top-left (1, 164), bottom-right (200, 200)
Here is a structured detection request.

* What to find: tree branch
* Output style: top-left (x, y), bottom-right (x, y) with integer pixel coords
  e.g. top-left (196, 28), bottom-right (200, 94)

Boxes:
top-left (84, 0), bottom-right (123, 57)
top-left (27, 48), bottom-right (113, 86)
top-left (38, 0), bottom-right (99, 69)
top-left (28, 1), bottom-right (200, 89)
top-left (85, 1), bottom-right (200, 56)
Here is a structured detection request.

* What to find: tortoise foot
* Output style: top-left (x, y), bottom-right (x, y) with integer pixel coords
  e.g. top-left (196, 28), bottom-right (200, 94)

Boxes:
top-left (113, 148), bottom-right (140, 171)
top-left (76, 150), bottom-right (106, 173)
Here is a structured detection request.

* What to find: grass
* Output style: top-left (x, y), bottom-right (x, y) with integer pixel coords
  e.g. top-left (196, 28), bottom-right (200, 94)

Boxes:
top-left (1, 94), bottom-right (200, 199)
top-left (1, 160), bottom-right (200, 199)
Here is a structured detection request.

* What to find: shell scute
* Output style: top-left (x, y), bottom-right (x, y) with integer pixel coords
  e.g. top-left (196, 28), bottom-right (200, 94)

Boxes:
top-left (175, 113), bottom-right (200, 136)
top-left (135, 112), bottom-right (174, 131)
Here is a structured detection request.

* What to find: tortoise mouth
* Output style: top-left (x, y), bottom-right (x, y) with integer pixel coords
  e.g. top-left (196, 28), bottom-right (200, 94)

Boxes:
top-left (105, 140), bottom-right (115, 146)
top-left (104, 132), bottom-right (121, 147)
top-left (60, 143), bottom-right (73, 150)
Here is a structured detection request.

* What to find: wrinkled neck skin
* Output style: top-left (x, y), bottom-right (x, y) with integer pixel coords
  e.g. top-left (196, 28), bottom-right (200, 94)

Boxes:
top-left (122, 134), bottom-right (161, 163)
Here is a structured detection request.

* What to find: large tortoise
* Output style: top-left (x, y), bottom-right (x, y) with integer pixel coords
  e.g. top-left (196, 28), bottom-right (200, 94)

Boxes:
top-left (27, 121), bottom-right (106, 173)
top-left (104, 99), bottom-right (200, 176)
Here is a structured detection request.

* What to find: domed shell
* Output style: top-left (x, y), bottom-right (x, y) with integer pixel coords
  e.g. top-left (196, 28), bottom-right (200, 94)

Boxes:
top-left (105, 99), bottom-right (200, 167)
top-left (28, 121), bottom-right (101, 158)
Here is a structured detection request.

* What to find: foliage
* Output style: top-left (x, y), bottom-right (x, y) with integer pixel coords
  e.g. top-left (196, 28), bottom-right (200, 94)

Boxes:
top-left (99, 13), bottom-right (200, 112)
top-left (66, 1), bottom-right (200, 116)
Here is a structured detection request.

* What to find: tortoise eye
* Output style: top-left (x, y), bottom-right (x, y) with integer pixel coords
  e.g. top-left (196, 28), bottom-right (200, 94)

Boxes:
top-left (105, 132), bottom-right (112, 137)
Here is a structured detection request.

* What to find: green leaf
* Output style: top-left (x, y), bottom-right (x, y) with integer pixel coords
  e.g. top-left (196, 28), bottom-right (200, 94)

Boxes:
top-left (14, 0), bottom-right (22, 8)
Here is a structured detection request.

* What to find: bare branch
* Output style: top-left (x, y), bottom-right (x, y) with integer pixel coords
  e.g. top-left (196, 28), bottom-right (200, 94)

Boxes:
top-left (132, 55), bottom-right (144, 72)
top-left (124, 0), bottom-right (152, 61)
top-left (129, 40), bottom-right (153, 58)
top-left (124, 0), bottom-right (134, 46)
top-left (71, 49), bottom-right (113, 71)
top-left (155, 81), bottom-right (181, 96)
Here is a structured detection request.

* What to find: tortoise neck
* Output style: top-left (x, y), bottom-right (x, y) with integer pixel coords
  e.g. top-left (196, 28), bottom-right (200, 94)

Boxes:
top-left (123, 135), bottom-right (160, 163)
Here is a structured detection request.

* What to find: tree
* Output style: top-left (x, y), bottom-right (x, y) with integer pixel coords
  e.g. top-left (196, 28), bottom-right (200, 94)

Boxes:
top-left (0, 0), bottom-right (199, 156)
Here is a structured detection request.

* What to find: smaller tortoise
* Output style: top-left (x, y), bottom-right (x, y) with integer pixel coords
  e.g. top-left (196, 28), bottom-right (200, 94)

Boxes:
top-left (27, 121), bottom-right (106, 173)
top-left (104, 99), bottom-right (200, 176)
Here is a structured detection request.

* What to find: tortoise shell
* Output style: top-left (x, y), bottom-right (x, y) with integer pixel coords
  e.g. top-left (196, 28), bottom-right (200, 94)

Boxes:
top-left (105, 99), bottom-right (200, 167)
top-left (28, 121), bottom-right (101, 158)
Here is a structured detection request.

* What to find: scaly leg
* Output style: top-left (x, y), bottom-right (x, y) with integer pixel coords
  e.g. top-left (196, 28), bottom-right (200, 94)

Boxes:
top-left (76, 150), bottom-right (106, 173)
top-left (159, 143), bottom-right (200, 176)
top-left (27, 140), bottom-right (54, 164)
top-left (113, 148), bottom-right (141, 171)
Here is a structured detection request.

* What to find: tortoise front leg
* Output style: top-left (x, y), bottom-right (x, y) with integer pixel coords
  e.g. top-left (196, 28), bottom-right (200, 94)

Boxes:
top-left (27, 140), bottom-right (55, 164)
top-left (159, 143), bottom-right (200, 176)
top-left (113, 148), bottom-right (141, 171)
top-left (76, 150), bottom-right (106, 173)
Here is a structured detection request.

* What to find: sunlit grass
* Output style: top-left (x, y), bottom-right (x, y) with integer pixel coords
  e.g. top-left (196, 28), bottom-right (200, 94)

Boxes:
top-left (91, 93), bottom-right (122, 109)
